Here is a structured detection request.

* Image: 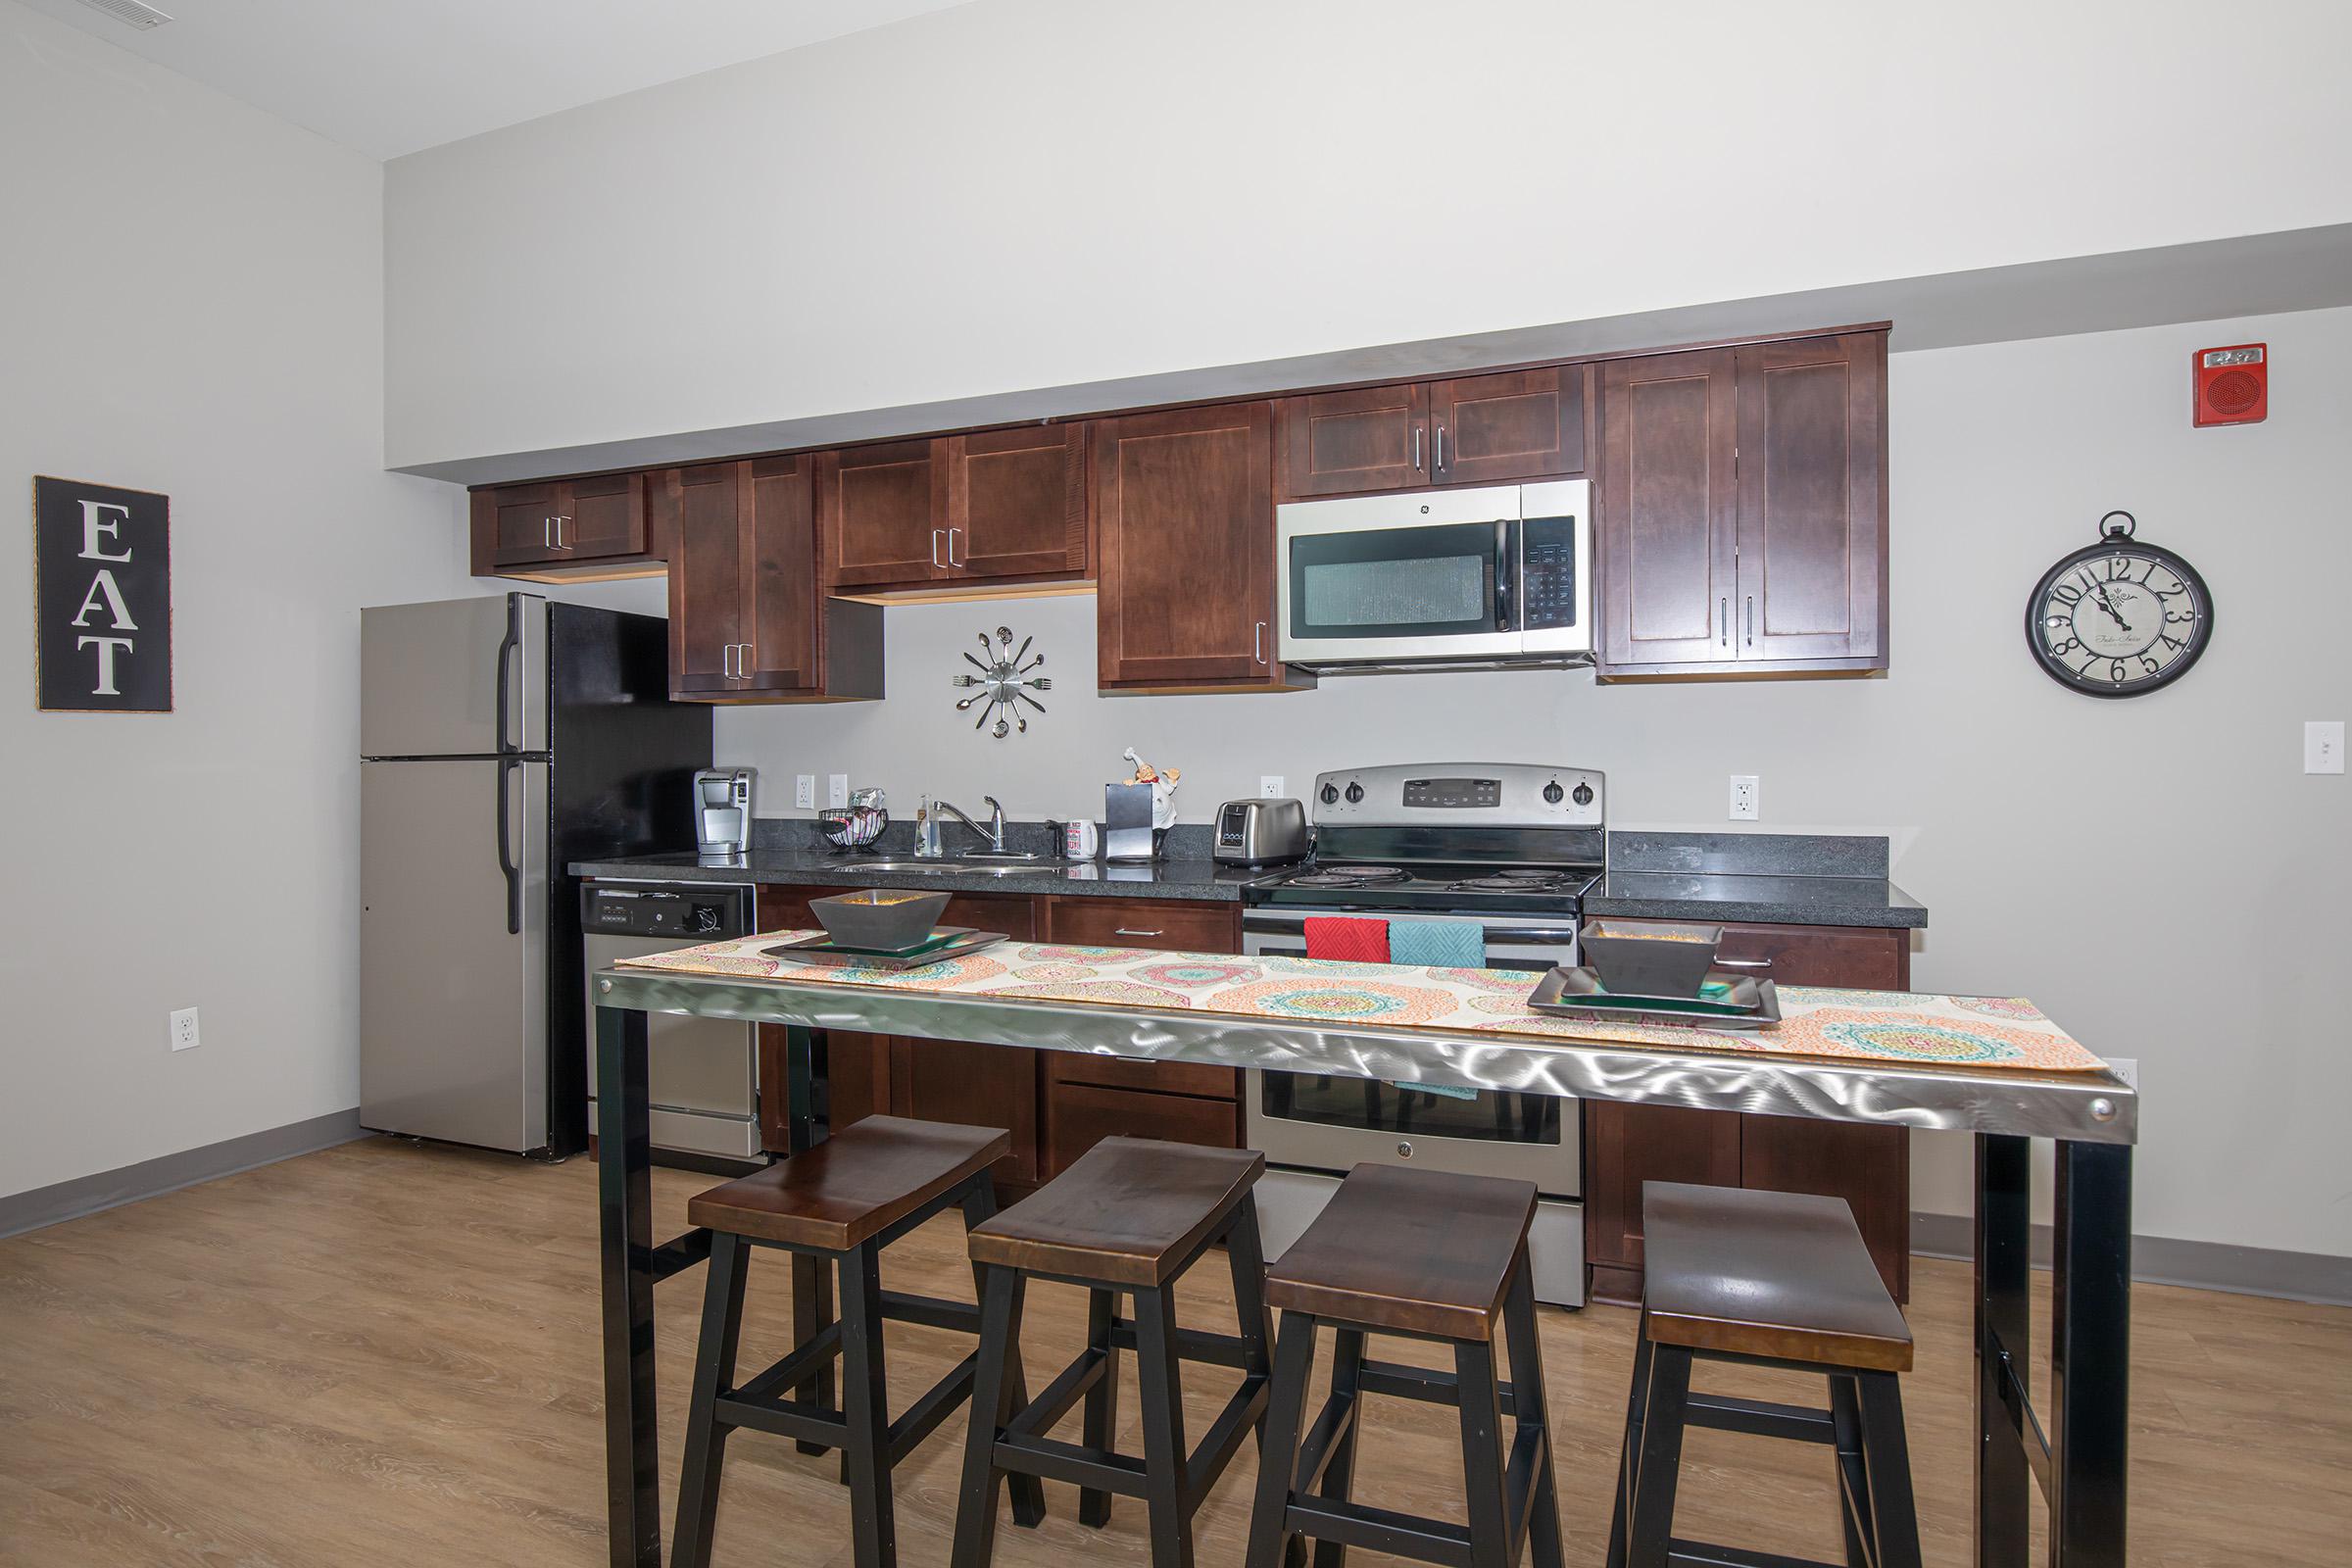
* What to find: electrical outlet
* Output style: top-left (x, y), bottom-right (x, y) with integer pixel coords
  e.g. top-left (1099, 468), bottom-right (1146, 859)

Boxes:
top-left (827, 773), bottom-right (850, 808)
top-left (2307, 721), bottom-right (2345, 775)
top-left (1729, 774), bottom-right (1760, 820)
top-left (170, 1006), bottom-right (200, 1052)
top-left (794, 774), bottom-right (816, 809)
top-left (1259, 775), bottom-right (1286, 800)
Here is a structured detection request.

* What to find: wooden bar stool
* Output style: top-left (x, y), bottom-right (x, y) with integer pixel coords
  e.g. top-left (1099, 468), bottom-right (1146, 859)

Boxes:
top-left (951, 1137), bottom-right (1274, 1568)
top-left (1607, 1182), bottom-right (1922, 1568)
top-left (1245, 1163), bottom-right (1565, 1568)
top-left (671, 1115), bottom-right (1046, 1568)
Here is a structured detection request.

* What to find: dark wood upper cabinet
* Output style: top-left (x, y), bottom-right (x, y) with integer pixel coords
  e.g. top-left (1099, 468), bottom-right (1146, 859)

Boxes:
top-left (945, 424), bottom-right (1089, 579)
top-left (1095, 402), bottom-right (1311, 692)
top-left (817, 439), bottom-right (942, 589)
top-left (1275, 367), bottom-right (1585, 500)
top-left (470, 473), bottom-right (654, 577)
top-left (1275, 383), bottom-right (1431, 498)
top-left (657, 458), bottom-right (882, 704)
top-left (1428, 366), bottom-right (1586, 486)
top-left (1597, 347), bottom-right (1740, 668)
top-left (1732, 333), bottom-right (1886, 663)
top-left (1596, 331), bottom-right (1887, 678)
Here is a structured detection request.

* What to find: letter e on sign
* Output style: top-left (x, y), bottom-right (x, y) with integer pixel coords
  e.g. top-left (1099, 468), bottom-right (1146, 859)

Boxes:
top-left (34, 477), bottom-right (172, 712)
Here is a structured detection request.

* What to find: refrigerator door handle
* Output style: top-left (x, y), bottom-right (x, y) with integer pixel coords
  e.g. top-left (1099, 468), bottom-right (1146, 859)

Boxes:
top-left (494, 593), bottom-right (521, 755)
top-left (496, 757), bottom-right (521, 935)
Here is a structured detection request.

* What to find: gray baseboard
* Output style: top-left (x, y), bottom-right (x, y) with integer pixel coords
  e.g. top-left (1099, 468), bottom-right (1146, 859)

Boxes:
top-left (1912, 1210), bottom-right (2352, 1306)
top-left (0, 1108), bottom-right (368, 1241)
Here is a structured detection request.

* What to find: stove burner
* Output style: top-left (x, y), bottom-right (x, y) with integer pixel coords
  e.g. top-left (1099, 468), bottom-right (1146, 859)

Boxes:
top-left (1286, 863), bottom-right (1409, 888)
top-left (1449, 873), bottom-right (1574, 894)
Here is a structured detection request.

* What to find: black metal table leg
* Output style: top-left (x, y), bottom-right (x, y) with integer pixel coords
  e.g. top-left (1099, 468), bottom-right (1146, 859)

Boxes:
top-left (1974, 1134), bottom-right (2031, 1568)
top-left (2049, 1141), bottom-right (2132, 1568)
top-left (595, 1002), bottom-right (662, 1568)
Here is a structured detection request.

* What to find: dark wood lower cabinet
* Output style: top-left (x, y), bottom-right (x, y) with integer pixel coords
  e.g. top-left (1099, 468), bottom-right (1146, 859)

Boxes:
top-left (1584, 920), bottom-right (1913, 1303)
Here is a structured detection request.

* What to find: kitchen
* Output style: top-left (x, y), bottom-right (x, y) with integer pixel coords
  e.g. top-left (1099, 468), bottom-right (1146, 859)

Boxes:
top-left (4, 4), bottom-right (2350, 1568)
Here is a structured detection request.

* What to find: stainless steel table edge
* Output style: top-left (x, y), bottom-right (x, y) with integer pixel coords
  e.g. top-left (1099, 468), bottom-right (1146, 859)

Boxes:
top-left (592, 964), bottom-right (2137, 1145)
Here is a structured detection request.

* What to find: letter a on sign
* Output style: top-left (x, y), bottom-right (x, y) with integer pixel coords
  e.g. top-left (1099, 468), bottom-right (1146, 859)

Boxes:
top-left (34, 477), bottom-right (172, 711)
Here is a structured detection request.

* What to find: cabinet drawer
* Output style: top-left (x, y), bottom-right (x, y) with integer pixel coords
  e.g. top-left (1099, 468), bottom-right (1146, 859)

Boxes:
top-left (1712, 922), bottom-right (1907, 989)
top-left (1045, 897), bottom-right (1236, 954)
top-left (1046, 1052), bottom-right (1238, 1102)
top-left (1045, 1083), bottom-right (1240, 1179)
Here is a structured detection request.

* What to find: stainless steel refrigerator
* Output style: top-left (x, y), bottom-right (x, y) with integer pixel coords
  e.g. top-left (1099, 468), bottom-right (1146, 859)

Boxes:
top-left (360, 593), bottom-right (710, 1155)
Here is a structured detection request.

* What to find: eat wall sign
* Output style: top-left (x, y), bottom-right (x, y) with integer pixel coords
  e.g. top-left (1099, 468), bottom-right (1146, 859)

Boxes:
top-left (33, 476), bottom-right (172, 712)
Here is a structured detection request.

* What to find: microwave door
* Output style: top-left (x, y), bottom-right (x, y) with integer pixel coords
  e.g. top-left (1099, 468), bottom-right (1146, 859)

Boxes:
top-left (1276, 506), bottom-right (1522, 662)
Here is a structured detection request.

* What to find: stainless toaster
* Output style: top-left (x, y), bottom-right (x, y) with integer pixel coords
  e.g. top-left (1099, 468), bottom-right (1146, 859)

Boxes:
top-left (1212, 798), bottom-right (1309, 865)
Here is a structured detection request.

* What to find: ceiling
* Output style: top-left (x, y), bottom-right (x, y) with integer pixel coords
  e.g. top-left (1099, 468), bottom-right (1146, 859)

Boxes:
top-left (20, 0), bottom-right (975, 160)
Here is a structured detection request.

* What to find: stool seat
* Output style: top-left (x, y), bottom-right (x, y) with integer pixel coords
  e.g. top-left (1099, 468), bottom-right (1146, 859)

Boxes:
top-left (1266, 1164), bottom-right (1537, 1341)
top-left (967, 1137), bottom-right (1262, 1286)
top-left (688, 1115), bottom-right (1010, 1251)
top-left (1642, 1182), bottom-right (1913, 1373)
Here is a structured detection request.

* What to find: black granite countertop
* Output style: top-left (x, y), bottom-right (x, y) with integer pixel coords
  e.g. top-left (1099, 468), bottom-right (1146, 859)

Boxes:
top-left (1584, 871), bottom-right (1927, 929)
top-left (568, 848), bottom-right (1264, 902)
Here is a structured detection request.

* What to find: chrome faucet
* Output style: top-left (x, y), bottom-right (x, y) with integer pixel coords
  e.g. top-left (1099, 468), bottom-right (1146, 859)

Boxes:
top-left (926, 795), bottom-right (1007, 857)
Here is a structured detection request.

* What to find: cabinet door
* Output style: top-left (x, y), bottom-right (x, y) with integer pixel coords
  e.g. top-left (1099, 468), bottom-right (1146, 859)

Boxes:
top-left (1597, 348), bottom-right (1740, 669)
top-left (1733, 333), bottom-right (1886, 662)
top-left (1582, 1102), bottom-right (1743, 1305)
top-left (659, 464), bottom-right (745, 697)
top-left (817, 438), bottom-right (944, 588)
top-left (559, 472), bottom-right (649, 559)
top-left (477, 482), bottom-right (566, 569)
top-left (1275, 384), bottom-right (1429, 499)
top-left (1429, 367), bottom-right (1586, 485)
top-left (945, 425), bottom-right (1088, 579)
top-left (1096, 402), bottom-right (1298, 689)
top-left (739, 455), bottom-right (820, 692)
top-left (892, 892), bottom-right (1042, 1185)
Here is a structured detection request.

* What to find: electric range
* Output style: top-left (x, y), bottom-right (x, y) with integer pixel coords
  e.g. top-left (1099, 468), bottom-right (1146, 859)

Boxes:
top-left (1237, 760), bottom-right (1606, 1308)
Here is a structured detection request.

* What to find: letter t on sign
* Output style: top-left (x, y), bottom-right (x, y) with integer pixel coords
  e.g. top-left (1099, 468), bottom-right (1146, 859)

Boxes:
top-left (34, 477), bottom-right (172, 712)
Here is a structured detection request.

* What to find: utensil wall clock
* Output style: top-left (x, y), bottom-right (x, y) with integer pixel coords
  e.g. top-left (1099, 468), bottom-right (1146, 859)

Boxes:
top-left (2025, 511), bottom-right (2212, 698)
top-left (952, 625), bottom-right (1050, 737)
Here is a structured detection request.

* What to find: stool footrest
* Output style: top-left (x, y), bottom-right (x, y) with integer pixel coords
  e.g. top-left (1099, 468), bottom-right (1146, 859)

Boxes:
top-left (1183, 1373), bottom-right (1270, 1514)
top-left (1108, 1314), bottom-right (1252, 1371)
top-left (1685, 1392), bottom-right (1837, 1446)
top-left (1664, 1539), bottom-right (1844, 1568)
top-left (733, 1323), bottom-right (843, 1405)
top-left (715, 1392), bottom-right (846, 1448)
top-left (1005, 1345), bottom-right (1110, 1442)
top-left (994, 1431), bottom-right (1150, 1495)
top-left (879, 1288), bottom-right (984, 1336)
top-left (1295, 1388), bottom-right (1361, 1493)
top-left (1286, 1494), bottom-right (1474, 1568)
top-left (716, 1348), bottom-right (979, 1467)
top-left (1357, 1356), bottom-right (1523, 1418)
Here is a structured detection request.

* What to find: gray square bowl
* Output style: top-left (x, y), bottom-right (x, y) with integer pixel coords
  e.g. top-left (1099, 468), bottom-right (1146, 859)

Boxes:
top-left (809, 889), bottom-right (955, 953)
top-left (1577, 919), bottom-right (1725, 999)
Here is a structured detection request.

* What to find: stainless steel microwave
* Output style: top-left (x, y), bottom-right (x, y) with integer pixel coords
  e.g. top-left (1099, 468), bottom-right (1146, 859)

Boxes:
top-left (1274, 479), bottom-right (1592, 671)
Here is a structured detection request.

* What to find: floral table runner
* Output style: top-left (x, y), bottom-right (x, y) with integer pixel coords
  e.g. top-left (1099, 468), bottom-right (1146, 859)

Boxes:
top-left (616, 933), bottom-right (2109, 1074)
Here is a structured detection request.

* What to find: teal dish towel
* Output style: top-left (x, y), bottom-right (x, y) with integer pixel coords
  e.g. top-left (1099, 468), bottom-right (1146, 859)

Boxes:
top-left (1386, 917), bottom-right (1486, 969)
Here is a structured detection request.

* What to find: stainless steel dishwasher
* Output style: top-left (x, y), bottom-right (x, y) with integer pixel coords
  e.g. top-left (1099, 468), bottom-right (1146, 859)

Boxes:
top-left (581, 879), bottom-right (760, 1162)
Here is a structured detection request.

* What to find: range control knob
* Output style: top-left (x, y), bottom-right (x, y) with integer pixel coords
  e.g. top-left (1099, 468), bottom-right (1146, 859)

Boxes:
top-left (1572, 782), bottom-right (1594, 807)
top-left (1542, 780), bottom-right (1565, 805)
top-left (1319, 782), bottom-right (1340, 805)
top-left (1344, 781), bottom-right (1365, 804)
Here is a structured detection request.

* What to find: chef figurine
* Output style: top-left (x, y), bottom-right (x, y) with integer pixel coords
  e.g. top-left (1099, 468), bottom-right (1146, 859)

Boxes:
top-left (1122, 746), bottom-right (1181, 830)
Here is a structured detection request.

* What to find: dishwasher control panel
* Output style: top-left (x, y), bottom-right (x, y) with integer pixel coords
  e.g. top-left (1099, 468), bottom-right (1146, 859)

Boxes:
top-left (583, 883), bottom-right (750, 940)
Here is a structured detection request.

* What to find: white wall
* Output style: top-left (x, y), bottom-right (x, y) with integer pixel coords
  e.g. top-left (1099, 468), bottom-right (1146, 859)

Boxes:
top-left (383, 0), bottom-right (2352, 471)
top-left (711, 306), bottom-right (2352, 1259)
top-left (0, 3), bottom-right (655, 1201)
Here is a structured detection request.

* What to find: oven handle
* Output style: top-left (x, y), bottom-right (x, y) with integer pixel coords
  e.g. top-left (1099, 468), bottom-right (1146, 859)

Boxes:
top-left (1495, 518), bottom-right (1518, 632)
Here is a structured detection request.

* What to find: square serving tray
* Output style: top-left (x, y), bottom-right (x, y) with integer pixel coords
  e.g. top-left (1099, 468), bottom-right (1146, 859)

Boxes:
top-left (1527, 966), bottom-right (1781, 1032)
top-left (762, 927), bottom-right (1008, 969)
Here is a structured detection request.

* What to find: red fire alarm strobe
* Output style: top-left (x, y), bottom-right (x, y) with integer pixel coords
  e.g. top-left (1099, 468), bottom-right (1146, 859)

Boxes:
top-left (2193, 342), bottom-right (2268, 427)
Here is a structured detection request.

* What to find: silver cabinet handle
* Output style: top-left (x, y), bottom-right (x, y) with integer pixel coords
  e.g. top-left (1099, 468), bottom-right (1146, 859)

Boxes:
top-left (1253, 620), bottom-right (1266, 664)
top-left (1112, 927), bottom-right (1163, 938)
top-left (1745, 595), bottom-right (1754, 647)
top-left (931, 529), bottom-right (944, 568)
top-left (543, 515), bottom-right (554, 550)
top-left (1720, 597), bottom-right (1728, 648)
top-left (722, 643), bottom-right (736, 679)
top-left (1413, 426), bottom-right (1424, 472)
top-left (737, 642), bottom-right (754, 678)
top-left (1715, 956), bottom-right (1773, 970)
top-left (1435, 424), bottom-right (1446, 473)
top-left (947, 526), bottom-right (963, 568)
top-left (551, 514), bottom-right (573, 551)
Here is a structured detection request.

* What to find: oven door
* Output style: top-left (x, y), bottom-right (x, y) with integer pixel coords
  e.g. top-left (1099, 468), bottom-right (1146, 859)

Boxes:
top-left (1240, 906), bottom-right (1581, 1198)
top-left (1276, 488), bottom-right (1521, 662)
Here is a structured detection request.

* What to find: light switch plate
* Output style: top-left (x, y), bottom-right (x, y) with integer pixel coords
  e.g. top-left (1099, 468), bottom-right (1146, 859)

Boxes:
top-left (827, 773), bottom-right (850, 808)
top-left (1259, 775), bottom-right (1286, 799)
top-left (1729, 774), bottom-right (1759, 819)
top-left (794, 774), bottom-right (816, 809)
top-left (2307, 720), bottom-right (2345, 774)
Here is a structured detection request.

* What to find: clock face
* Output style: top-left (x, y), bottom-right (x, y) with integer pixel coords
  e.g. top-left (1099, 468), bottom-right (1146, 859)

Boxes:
top-left (2027, 540), bottom-right (2212, 697)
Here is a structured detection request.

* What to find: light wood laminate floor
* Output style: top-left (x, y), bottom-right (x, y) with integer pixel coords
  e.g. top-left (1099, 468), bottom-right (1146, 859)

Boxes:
top-left (2, 1137), bottom-right (2345, 1567)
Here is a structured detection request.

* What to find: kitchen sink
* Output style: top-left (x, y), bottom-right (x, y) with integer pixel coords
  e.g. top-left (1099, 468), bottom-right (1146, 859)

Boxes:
top-left (845, 858), bottom-right (1076, 876)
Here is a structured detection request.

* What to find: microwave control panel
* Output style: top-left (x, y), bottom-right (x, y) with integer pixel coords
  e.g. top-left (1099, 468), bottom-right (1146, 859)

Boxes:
top-left (1521, 515), bottom-right (1581, 629)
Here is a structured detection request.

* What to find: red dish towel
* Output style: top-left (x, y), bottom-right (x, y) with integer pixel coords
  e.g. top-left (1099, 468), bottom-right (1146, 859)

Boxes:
top-left (1304, 916), bottom-right (1391, 963)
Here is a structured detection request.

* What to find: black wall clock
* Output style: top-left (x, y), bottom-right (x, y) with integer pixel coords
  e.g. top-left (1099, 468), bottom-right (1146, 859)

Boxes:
top-left (2026, 511), bottom-right (2212, 697)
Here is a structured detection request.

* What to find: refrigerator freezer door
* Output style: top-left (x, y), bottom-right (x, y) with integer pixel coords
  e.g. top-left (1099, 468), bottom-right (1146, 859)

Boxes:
top-left (361, 594), bottom-right (548, 758)
top-left (361, 757), bottom-right (548, 1152)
